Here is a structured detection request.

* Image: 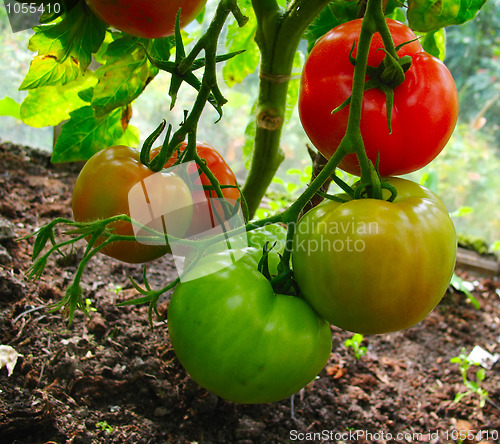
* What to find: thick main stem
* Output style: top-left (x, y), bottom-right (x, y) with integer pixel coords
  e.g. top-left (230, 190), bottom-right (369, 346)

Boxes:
top-left (242, 0), bottom-right (332, 219)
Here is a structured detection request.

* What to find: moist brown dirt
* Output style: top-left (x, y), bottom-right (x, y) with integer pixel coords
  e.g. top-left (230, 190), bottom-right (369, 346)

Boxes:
top-left (0, 142), bottom-right (499, 444)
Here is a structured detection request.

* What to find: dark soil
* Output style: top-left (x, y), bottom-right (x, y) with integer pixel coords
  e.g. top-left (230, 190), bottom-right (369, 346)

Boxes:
top-left (0, 142), bottom-right (499, 444)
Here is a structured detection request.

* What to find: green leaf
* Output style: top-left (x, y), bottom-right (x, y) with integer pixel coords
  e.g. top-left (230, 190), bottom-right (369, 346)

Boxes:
top-left (105, 34), bottom-right (142, 58)
top-left (407, 0), bottom-right (488, 32)
top-left (304, 0), bottom-right (360, 52)
top-left (352, 333), bottom-right (364, 343)
top-left (39, 0), bottom-right (80, 23)
top-left (417, 28), bottom-right (447, 60)
top-left (419, 170), bottom-right (439, 193)
top-left (450, 206), bottom-right (473, 218)
top-left (20, 74), bottom-right (96, 127)
top-left (385, 2), bottom-right (407, 21)
top-left (20, 2), bottom-right (107, 90)
top-left (454, 391), bottom-right (469, 403)
top-left (476, 368), bottom-right (485, 382)
top-left (148, 36), bottom-right (174, 61)
top-left (91, 46), bottom-right (158, 117)
top-left (51, 105), bottom-right (131, 162)
top-left (450, 273), bottom-right (481, 309)
top-left (0, 97), bottom-right (21, 119)
top-left (222, 2), bottom-right (259, 87)
top-left (78, 87), bottom-right (95, 103)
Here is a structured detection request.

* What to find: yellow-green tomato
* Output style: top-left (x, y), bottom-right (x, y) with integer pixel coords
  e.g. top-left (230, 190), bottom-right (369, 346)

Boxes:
top-left (168, 251), bottom-right (332, 404)
top-left (292, 177), bottom-right (457, 334)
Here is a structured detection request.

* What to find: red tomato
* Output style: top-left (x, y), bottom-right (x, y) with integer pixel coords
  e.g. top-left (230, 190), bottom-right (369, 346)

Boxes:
top-left (85, 0), bottom-right (207, 39)
top-left (159, 141), bottom-right (241, 237)
top-left (299, 18), bottom-right (459, 176)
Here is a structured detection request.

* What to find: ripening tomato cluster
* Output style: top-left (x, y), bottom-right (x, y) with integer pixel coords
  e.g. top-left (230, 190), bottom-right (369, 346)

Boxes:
top-left (292, 20), bottom-right (457, 335)
top-left (70, 17), bottom-right (458, 405)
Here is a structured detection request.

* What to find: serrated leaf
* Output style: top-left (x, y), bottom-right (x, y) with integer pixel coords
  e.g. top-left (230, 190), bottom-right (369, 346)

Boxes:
top-left (222, 2), bottom-right (259, 87)
top-left (91, 47), bottom-right (158, 117)
top-left (20, 2), bottom-right (106, 90)
top-left (51, 105), bottom-right (130, 162)
top-left (20, 54), bottom-right (81, 90)
top-left (407, 0), bottom-right (487, 32)
top-left (105, 34), bottom-right (142, 58)
top-left (0, 97), bottom-right (21, 119)
top-left (20, 74), bottom-right (96, 127)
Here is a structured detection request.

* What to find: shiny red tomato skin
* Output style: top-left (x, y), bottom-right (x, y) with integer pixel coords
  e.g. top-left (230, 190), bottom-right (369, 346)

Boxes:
top-left (299, 18), bottom-right (459, 176)
top-left (85, 0), bottom-right (207, 39)
top-left (161, 141), bottom-right (241, 237)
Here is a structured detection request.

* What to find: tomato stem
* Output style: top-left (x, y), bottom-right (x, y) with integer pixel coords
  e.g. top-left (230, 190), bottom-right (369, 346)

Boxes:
top-left (333, 0), bottom-right (402, 192)
top-left (241, 0), bottom-right (333, 219)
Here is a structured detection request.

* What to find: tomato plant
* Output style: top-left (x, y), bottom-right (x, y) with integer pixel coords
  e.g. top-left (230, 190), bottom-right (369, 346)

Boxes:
top-left (72, 145), bottom-right (193, 263)
top-left (292, 177), bottom-right (457, 334)
top-left (168, 250), bottom-right (332, 404)
top-left (21, 0), bottom-right (489, 405)
top-left (160, 141), bottom-right (241, 237)
top-left (85, 0), bottom-right (207, 39)
top-left (298, 18), bottom-right (459, 176)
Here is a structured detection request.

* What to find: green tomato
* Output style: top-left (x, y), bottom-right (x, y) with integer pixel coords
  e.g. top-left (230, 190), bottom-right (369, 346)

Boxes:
top-left (168, 251), bottom-right (332, 404)
top-left (292, 177), bottom-right (457, 334)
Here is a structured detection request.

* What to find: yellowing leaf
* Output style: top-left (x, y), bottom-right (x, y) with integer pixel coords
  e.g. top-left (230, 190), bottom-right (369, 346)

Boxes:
top-left (407, 0), bottom-right (487, 32)
top-left (20, 73), bottom-right (97, 127)
top-left (92, 48), bottom-right (158, 117)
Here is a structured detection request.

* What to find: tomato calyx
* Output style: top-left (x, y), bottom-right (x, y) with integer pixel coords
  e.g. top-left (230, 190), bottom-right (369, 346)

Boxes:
top-left (368, 39), bottom-right (417, 88)
top-left (139, 120), bottom-right (175, 172)
top-left (333, 38), bottom-right (416, 135)
top-left (137, 119), bottom-right (196, 176)
top-left (353, 177), bottom-right (398, 202)
top-left (256, 242), bottom-right (297, 296)
top-left (315, 158), bottom-right (398, 205)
